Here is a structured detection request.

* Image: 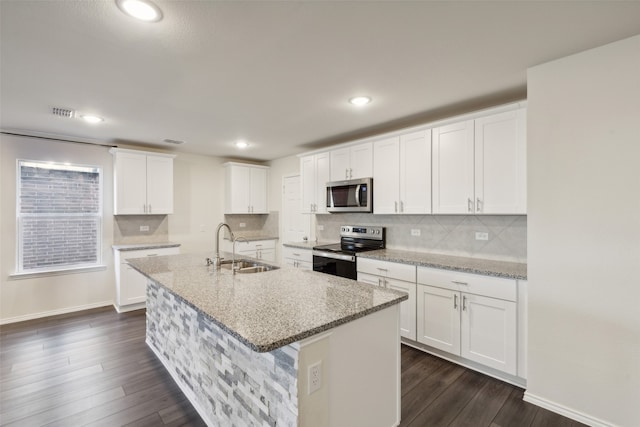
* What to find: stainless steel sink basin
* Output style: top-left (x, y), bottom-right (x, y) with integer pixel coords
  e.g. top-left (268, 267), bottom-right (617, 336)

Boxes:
top-left (220, 259), bottom-right (280, 274)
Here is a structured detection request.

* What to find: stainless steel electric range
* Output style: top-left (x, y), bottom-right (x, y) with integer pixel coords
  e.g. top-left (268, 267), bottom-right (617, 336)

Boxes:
top-left (312, 225), bottom-right (385, 279)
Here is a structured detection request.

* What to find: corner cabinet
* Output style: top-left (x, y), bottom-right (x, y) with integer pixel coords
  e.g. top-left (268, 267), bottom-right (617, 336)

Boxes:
top-left (300, 152), bottom-right (330, 214)
top-left (113, 246), bottom-right (180, 312)
top-left (432, 107), bottom-right (527, 214)
top-left (110, 149), bottom-right (176, 215)
top-left (373, 130), bottom-right (432, 214)
top-left (224, 162), bottom-right (269, 214)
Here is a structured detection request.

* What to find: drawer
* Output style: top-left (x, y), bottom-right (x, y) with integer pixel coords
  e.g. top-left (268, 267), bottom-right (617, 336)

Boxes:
top-left (417, 266), bottom-right (516, 302)
top-left (357, 258), bottom-right (416, 282)
top-left (282, 246), bottom-right (312, 263)
top-left (119, 246), bottom-right (180, 262)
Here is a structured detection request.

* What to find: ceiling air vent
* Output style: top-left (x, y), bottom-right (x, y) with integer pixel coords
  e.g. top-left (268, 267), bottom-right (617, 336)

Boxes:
top-left (51, 107), bottom-right (75, 118)
top-left (163, 139), bottom-right (185, 145)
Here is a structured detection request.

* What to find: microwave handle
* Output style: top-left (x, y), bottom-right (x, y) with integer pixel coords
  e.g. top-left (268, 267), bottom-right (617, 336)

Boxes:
top-left (355, 184), bottom-right (361, 207)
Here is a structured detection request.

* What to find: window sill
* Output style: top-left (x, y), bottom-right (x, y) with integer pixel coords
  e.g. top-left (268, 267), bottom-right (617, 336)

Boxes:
top-left (9, 265), bottom-right (108, 280)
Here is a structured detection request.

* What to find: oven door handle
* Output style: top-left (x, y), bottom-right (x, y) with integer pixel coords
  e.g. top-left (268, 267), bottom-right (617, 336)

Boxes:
top-left (312, 250), bottom-right (355, 262)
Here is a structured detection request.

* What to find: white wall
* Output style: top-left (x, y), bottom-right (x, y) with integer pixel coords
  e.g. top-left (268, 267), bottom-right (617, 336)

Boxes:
top-left (0, 134), bottom-right (115, 322)
top-left (0, 136), bottom-right (228, 323)
top-left (526, 35), bottom-right (640, 427)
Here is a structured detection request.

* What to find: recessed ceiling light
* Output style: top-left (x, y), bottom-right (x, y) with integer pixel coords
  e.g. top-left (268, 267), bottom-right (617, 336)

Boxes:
top-left (235, 141), bottom-right (249, 149)
top-left (116, 0), bottom-right (163, 22)
top-left (349, 96), bottom-right (372, 106)
top-left (80, 115), bottom-right (104, 124)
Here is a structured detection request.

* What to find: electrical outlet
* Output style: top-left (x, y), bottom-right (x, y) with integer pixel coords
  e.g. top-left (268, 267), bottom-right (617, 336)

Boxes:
top-left (139, 225), bottom-right (149, 232)
top-left (411, 229), bottom-right (421, 237)
top-left (239, 222), bottom-right (246, 228)
top-left (308, 361), bottom-right (322, 395)
top-left (475, 232), bottom-right (489, 241)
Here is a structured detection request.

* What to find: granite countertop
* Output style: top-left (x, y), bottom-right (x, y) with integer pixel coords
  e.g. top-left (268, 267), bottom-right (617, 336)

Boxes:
top-left (112, 242), bottom-right (181, 251)
top-left (224, 235), bottom-right (279, 242)
top-left (128, 253), bottom-right (407, 353)
top-left (358, 249), bottom-right (527, 280)
top-left (283, 241), bottom-right (334, 250)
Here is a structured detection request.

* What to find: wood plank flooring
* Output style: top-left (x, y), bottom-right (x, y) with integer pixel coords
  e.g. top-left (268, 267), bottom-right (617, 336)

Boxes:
top-left (0, 307), bottom-right (586, 427)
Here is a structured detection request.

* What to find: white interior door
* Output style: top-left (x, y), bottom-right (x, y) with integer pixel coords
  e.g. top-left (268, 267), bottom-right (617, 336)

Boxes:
top-left (282, 175), bottom-right (310, 243)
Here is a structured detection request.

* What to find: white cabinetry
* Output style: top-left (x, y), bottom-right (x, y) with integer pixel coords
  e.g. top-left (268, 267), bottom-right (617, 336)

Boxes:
top-left (282, 246), bottom-right (312, 270)
top-left (300, 152), bottom-right (330, 214)
top-left (357, 258), bottom-right (417, 340)
top-left (432, 107), bottom-right (526, 214)
top-left (223, 239), bottom-right (276, 262)
top-left (330, 142), bottom-right (373, 181)
top-left (114, 246), bottom-right (180, 312)
top-left (224, 162), bottom-right (269, 214)
top-left (416, 267), bottom-right (517, 375)
top-left (373, 130), bottom-right (432, 214)
top-left (110, 149), bottom-right (175, 215)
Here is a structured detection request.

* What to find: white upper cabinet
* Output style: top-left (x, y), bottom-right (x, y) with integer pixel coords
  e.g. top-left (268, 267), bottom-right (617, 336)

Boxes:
top-left (300, 152), bottom-right (330, 214)
top-left (474, 108), bottom-right (527, 214)
top-left (111, 149), bottom-right (175, 215)
top-left (432, 107), bottom-right (527, 214)
top-left (330, 142), bottom-right (373, 181)
top-left (224, 162), bottom-right (269, 214)
top-left (374, 130), bottom-right (431, 214)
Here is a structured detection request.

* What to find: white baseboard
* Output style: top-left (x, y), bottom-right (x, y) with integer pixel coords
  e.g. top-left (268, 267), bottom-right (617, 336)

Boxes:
top-left (113, 302), bottom-right (145, 313)
top-left (0, 300), bottom-right (113, 325)
top-left (523, 391), bottom-right (616, 427)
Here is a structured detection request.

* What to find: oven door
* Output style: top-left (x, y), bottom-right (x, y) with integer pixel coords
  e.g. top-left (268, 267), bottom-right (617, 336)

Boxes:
top-left (312, 250), bottom-right (357, 279)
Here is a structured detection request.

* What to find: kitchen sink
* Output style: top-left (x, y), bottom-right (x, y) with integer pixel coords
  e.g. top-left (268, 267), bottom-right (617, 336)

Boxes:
top-left (220, 259), bottom-right (280, 274)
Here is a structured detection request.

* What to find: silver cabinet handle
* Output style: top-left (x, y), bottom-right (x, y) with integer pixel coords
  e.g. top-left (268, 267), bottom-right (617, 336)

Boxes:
top-left (462, 295), bottom-right (467, 311)
top-left (467, 198), bottom-right (473, 212)
top-left (345, 169), bottom-right (349, 179)
top-left (146, 253), bottom-right (158, 257)
top-left (378, 278), bottom-right (382, 287)
top-left (476, 197), bottom-right (481, 212)
top-left (454, 294), bottom-right (458, 309)
top-left (349, 168), bottom-right (353, 178)
top-left (400, 201), bottom-right (404, 213)
top-left (394, 201), bottom-right (398, 213)
top-left (143, 204), bottom-right (147, 213)
top-left (451, 280), bottom-right (468, 286)
top-left (293, 253), bottom-right (300, 256)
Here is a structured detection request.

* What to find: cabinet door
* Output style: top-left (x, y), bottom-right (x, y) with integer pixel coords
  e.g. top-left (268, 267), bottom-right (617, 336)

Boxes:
top-left (300, 155), bottom-right (316, 214)
top-left (330, 147), bottom-right (351, 181)
top-left (350, 142), bottom-right (373, 179)
top-left (314, 152), bottom-right (331, 213)
top-left (146, 155), bottom-right (174, 214)
top-left (417, 285), bottom-right (461, 355)
top-left (250, 167), bottom-right (268, 213)
top-left (474, 108), bottom-right (527, 214)
top-left (386, 278), bottom-right (417, 341)
top-left (226, 165), bottom-right (251, 213)
top-left (400, 130), bottom-right (431, 214)
top-left (461, 293), bottom-right (517, 375)
top-left (114, 151), bottom-right (147, 214)
top-left (120, 263), bottom-right (149, 305)
top-left (373, 137), bottom-right (400, 214)
top-left (432, 120), bottom-right (475, 214)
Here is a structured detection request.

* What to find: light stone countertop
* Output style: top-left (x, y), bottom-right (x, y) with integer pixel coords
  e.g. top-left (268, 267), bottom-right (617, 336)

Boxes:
top-left (127, 252), bottom-right (408, 353)
top-left (224, 235), bottom-right (279, 242)
top-left (112, 242), bottom-right (181, 251)
top-left (282, 241), bottom-right (334, 250)
top-left (358, 249), bottom-right (527, 280)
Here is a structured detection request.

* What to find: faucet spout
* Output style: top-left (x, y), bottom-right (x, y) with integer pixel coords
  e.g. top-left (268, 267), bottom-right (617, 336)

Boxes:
top-left (215, 222), bottom-right (234, 268)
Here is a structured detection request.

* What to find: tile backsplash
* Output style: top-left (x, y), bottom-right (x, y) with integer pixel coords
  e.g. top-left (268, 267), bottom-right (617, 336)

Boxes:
top-left (223, 212), bottom-right (279, 239)
top-left (114, 215), bottom-right (169, 244)
top-left (316, 214), bottom-right (526, 262)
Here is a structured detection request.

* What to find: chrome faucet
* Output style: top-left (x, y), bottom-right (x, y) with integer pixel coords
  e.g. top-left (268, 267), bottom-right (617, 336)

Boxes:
top-left (214, 222), bottom-right (234, 268)
top-left (232, 236), bottom-right (248, 274)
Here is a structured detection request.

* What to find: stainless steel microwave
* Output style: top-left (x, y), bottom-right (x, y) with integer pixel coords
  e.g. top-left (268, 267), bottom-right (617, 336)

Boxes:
top-left (326, 178), bottom-right (373, 213)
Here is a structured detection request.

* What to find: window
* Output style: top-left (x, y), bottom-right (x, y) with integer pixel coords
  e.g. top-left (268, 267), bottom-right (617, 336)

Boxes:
top-left (17, 160), bottom-right (102, 274)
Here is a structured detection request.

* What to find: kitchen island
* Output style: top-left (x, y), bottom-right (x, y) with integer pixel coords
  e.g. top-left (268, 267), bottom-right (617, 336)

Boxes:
top-left (128, 253), bottom-right (408, 427)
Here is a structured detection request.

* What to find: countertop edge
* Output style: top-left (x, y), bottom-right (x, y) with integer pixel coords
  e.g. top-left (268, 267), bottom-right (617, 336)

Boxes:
top-left (113, 242), bottom-right (182, 251)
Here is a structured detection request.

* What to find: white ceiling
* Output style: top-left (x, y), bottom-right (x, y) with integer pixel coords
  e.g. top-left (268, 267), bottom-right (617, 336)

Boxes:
top-left (2, 1), bottom-right (639, 161)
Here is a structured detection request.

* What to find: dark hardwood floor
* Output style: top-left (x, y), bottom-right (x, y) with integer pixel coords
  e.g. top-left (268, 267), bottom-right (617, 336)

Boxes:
top-left (0, 307), bottom-right (586, 427)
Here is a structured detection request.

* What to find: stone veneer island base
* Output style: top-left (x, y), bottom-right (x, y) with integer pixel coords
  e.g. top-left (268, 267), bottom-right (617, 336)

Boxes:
top-left (130, 253), bottom-right (406, 427)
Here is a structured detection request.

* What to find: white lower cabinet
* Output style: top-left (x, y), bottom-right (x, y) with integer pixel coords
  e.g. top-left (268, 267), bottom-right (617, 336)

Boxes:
top-left (114, 246), bottom-right (180, 312)
top-left (282, 246), bottom-right (312, 270)
top-left (417, 266), bottom-right (517, 375)
top-left (357, 258), bottom-right (417, 341)
top-left (223, 239), bottom-right (276, 262)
